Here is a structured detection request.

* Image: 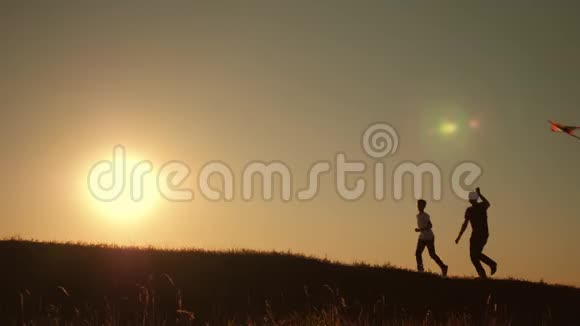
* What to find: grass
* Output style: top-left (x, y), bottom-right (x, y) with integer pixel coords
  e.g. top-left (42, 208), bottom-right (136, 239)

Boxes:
top-left (0, 239), bottom-right (578, 325)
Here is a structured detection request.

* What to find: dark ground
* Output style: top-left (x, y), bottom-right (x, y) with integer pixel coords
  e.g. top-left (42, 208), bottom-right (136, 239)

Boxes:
top-left (0, 240), bottom-right (578, 325)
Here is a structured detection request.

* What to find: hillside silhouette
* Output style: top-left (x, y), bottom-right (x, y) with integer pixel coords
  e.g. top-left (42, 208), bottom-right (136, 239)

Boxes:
top-left (1, 239), bottom-right (578, 325)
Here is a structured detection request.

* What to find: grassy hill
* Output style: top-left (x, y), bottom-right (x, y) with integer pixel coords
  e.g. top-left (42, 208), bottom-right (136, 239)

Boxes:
top-left (0, 240), bottom-right (578, 325)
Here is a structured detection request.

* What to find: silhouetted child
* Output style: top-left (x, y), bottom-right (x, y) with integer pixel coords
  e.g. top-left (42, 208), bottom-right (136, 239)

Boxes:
top-left (415, 199), bottom-right (448, 276)
top-left (455, 187), bottom-right (498, 278)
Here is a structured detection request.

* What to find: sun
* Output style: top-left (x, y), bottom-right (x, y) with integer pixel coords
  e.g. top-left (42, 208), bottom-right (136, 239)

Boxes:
top-left (84, 154), bottom-right (161, 224)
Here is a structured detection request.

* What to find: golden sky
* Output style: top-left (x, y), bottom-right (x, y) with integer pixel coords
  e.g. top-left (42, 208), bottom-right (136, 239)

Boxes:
top-left (1, 2), bottom-right (579, 286)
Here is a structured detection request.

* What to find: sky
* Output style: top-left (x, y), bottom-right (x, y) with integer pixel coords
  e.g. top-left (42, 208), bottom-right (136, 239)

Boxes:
top-left (1, 2), bottom-right (579, 286)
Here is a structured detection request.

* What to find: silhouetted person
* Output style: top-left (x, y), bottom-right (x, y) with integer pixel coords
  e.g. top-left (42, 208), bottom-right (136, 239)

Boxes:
top-left (415, 199), bottom-right (448, 276)
top-left (456, 187), bottom-right (498, 278)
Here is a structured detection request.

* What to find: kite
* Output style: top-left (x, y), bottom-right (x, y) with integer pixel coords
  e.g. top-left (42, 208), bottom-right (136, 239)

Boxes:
top-left (548, 120), bottom-right (580, 140)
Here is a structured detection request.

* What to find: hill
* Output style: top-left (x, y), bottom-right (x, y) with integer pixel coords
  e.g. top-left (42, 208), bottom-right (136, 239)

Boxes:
top-left (0, 240), bottom-right (578, 325)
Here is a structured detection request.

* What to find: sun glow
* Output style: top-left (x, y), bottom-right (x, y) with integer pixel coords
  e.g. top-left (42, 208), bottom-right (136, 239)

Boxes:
top-left (84, 155), bottom-right (161, 224)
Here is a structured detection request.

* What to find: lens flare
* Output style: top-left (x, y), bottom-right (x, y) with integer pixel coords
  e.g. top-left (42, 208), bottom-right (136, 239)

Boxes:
top-left (440, 122), bottom-right (458, 135)
top-left (469, 119), bottom-right (480, 129)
